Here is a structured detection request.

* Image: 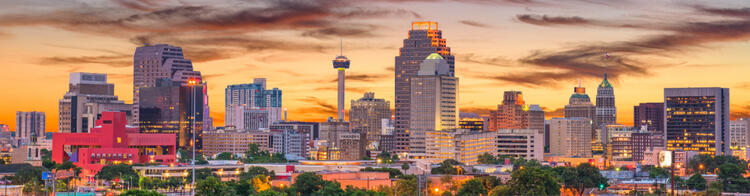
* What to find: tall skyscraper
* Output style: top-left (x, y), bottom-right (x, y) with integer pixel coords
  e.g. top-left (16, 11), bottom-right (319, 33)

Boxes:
top-left (633, 102), bottom-right (665, 133)
top-left (333, 43), bottom-right (350, 121)
top-left (394, 21), bottom-right (454, 155)
top-left (59, 72), bottom-right (132, 133)
top-left (730, 119), bottom-right (750, 148)
top-left (595, 74), bottom-right (616, 128)
top-left (664, 87), bottom-right (730, 155)
top-left (139, 79), bottom-right (205, 150)
top-left (349, 92), bottom-right (390, 151)
top-left (549, 117), bottom-right (592, 158)
top-left (225, 78), bottom-right (283, 127)
top-left (408, 53), bottom-right (458, 159)
top-left (16, 111), bottom-right (45, 145)
top-left (133, 44), bottom-right (204, 126)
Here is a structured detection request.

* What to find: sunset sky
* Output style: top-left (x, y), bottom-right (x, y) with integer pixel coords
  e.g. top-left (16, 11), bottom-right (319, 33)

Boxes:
top-left (1, 0), bottom-right (749, 132)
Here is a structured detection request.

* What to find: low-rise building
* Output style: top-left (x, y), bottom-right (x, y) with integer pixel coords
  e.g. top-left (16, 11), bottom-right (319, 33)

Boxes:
top-left (201, 130), bottom-right (271, 156)
top-left (52, 112), bottom-right (177, 177)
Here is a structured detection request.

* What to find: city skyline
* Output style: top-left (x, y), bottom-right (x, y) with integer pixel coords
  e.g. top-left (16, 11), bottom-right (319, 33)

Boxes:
top-left (2, 0), bottom-right (750, 131)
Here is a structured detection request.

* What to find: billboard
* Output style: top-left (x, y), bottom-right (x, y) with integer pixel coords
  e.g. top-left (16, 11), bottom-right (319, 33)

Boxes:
top-left (658, 151), bottom-right (672, 167)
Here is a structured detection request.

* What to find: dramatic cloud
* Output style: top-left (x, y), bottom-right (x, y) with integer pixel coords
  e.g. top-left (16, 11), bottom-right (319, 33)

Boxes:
top-left (516, 14), bottom-right (590, 26)
top-left (459, 106), bottom-right (493, 116)
top-left (38, 54), bottom-right (132, 68)
top-left (458, 53), bottom-right (513, 67)
top-left (313, 86), bottom-right (368, 94)
top-left (459, 20), bottom-right (491, 28)
top-left (299, 96), bottom-right (337, 116)
top-left (328, 73), bottom-right (389, 83)
top-left (499, 8), bottom-right (750, 87)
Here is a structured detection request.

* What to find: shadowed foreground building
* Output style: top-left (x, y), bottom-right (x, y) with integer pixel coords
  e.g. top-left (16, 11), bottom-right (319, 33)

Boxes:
top-left (349, 92), bottom-right (390, 151)
top-left (52, 112), bottom-right (176, 177)
top-left (139, 79), bottom-right (204, 150)
top-left (59, 72), bottom-right (132, 133)
top-left (15, 111), bottom-right (45, 145)
top-left (633, 102), bottom-right (664, 134)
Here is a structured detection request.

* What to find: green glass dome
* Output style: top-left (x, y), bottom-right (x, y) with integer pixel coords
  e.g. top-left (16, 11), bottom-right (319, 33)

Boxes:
top-left (425, 53), bottom-right (444, 60)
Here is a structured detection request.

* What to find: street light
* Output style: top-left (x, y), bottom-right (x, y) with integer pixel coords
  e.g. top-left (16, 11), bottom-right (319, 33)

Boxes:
top-left (187, 78), bottom-right (199, 196)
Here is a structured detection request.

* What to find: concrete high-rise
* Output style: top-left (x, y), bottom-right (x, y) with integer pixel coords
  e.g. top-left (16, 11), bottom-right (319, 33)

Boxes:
top-left (497, 129), bottom-right (543, 161)
top-left (633, 102), bottom-right (665, 134)
top-left (349, 92), bottom-right (390, 151)
top-left (730, 119), bottom-right (750, 148)
top-left (664, 87), bottom-right (730, 155)
top-left (133, 44), bottom-right (204, 126)
top-left (332, 43), bottom-right (350, 121)
top-left (564, 84), bottom-right (596, 147)
top-left (595, 74), bottom-right (616, 128)
top-left (394, 21), bottom-right (454, 155)
top-left (549, 117), bottom-right (592, 158)
top-left (225, 78), bottom-right (282, 127)
top-left (16, 111), bottom-right (45, 145)
top-left (59, 73), bottom-right (132, 133)
top-left (408, 53), bottom-right (458, 159)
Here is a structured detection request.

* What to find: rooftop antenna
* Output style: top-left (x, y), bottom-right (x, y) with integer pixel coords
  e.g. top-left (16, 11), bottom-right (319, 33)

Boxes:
top-left (339, 38), bottom-right (343, 56)
top-left (578, 78), bottom-right (582, 88)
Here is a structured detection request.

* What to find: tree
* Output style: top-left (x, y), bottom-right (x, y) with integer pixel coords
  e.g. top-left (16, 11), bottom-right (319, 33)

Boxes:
top-left (687, 174), bottom-right (707, 191)
top-left (456, 179), bottom-right (487, 196)
top-left (187, 168), bottom-right (217, 180)
top-left (489, 185), bottom-right (512, 196)
top-left (394, 175), bottom-right (418, 196)
top-left (179, 149), bottom-right (209, 164)
top-left (121, 189), bottom-right (165, 196)
top-left (648, 166), bottom-right (670, 179)
top-left (478, 153), bottom-right (498, 164)
top-left (553, 163), bottom-right (608, 195)
top-left (401, 162), bottom-right (410, 171)
top-left (96, 164), bottom-right (139, 186)
top-left (215, 152), bottom-right (235, 160)
top-left (226, 179), bottom-right (255, 195)
top-left (13, 166), bottom-right (44, 185)
top-left (505, 167), bottom-right (561, 195)
top-left (315, 180), bottom-right (345, 196)
top-left (257, 189), bottom-right (288, 196)
top-left (241, 166), bottom-right (275, 181)
top-left (196, 176), bottom-right (235, 196)
top-left (718, 163), bottom-right (750, 193)
top-left (244, 143), bottom-right (288, 163)
top-left (293, 172), bottom-right (325, 195)
top-left (431, 159), bottom-right (462, 175)
top-left (253, 174), bottom-right (272, 192)
top-left (688, 155), bottom-right (748, 174)
top-left (474, 176), bottom-right (502, 195)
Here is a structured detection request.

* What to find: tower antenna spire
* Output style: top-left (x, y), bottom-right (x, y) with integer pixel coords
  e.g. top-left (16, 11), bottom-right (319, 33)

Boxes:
top-left (339, 38), bottom-right (343, 56)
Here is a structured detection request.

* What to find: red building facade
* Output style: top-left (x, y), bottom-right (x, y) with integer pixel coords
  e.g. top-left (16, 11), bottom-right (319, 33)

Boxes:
top-left (52, 112), bottom-right (176, 176)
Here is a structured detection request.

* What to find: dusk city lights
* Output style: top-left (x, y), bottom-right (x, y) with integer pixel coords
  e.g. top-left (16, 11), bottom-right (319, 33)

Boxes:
top-left (0, 0), bottom-right (749, 195)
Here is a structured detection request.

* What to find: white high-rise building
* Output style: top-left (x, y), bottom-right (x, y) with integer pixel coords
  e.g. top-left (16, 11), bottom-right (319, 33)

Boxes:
top-left (408, 53), bottom-right (458, 159)
top-left (729, 118), bottom-right (748, 148)
top-left (497, 129), bottom-right (544, 161)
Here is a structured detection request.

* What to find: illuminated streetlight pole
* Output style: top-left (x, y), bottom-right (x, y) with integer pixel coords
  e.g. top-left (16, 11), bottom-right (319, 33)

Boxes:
top-left (188, 79), bottom-right (198, 195)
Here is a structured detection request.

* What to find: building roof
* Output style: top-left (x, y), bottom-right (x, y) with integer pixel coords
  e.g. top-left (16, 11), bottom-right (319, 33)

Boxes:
top-left (570, 94), bottom-right (590, 99)
top-left (599, 74), bottom-right (613, 88)
top-left (425, 53), bottom-right (444, 60)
